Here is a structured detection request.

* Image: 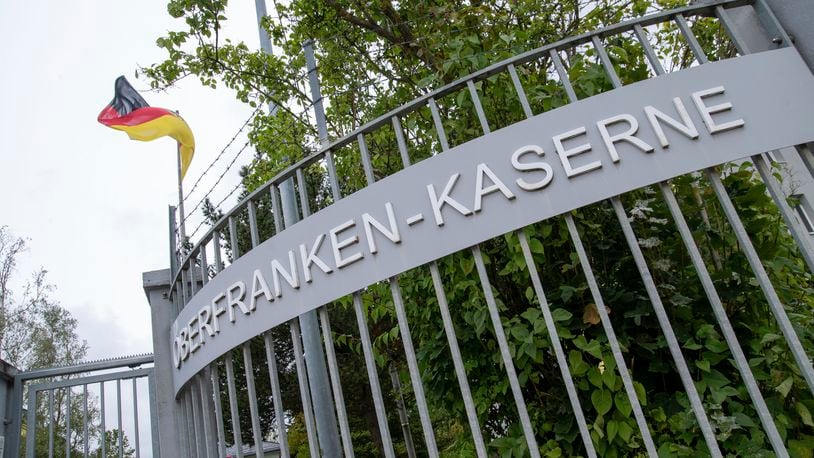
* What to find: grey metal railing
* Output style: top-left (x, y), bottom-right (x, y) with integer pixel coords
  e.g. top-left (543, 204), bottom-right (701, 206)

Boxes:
top-left (167, 1), bottom-right (814, 457)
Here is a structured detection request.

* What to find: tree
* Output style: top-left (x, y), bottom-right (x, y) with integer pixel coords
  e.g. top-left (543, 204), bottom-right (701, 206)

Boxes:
top-left (146, 1), bottom-right (814, 456)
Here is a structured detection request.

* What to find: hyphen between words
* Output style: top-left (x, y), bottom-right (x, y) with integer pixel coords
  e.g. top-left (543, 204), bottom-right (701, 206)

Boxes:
top-left (173, 85), bottom-right (744, 368)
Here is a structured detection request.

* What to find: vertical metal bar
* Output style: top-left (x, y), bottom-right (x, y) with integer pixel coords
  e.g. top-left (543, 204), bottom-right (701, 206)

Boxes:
top-left (228, 216), bottom-right (240, 260)
top-left (515, 230), bottom-right (595, 456)
top-left (467, 80), bottom-right (491, 134)
top-left (210, 365), bottom-right (228, 458)
top-left (634, 24), bottom-right (665, 75)
top-left (270, 185), bottom-right (284, 235)
top-left (200, 239), bottom-right (210, 285)
top-left (132, 379), bottom-right (141, 458)
top-left (658, 180), bottom-right (788, 456)
top-left (352, 293), bottom-right (396, 458)
top-left (507, 64), bottom-right (534, 118)
top-left (358, 133), bottom-right (376, 185)
top-left (675, 14), bottom-right (708, 64)
top-left (48, 389), bottom-right (55, 458)
top-left (177, 394), bottom-right (191, 458)
top-left (714, 6), bottom-right (749, 56)
top-left (392, 116), bottom-right (412, 167)
top-left (753, 0), bottom-right (792, 47)
top-left (296, 168), bottom-right (313, 217)
top-left (242, 342), bottom-right (265, 458)
top-left (591, 36), bottom-right (623, 87)
top-left (263, 332), bottom-right (290, 458)
top-left (169, 205), bottom-right (179, 278)
top-left (796, 144), bottom-right (814, 179)
top-left (224, 352), bottom-right (245, 458)
top-left (199, 370), bottom-right (219, 458)
top-left (188, 388), bottom-right (203, 458)
top-left (67, 387), bottom-right (72, 458)
top-left (100, 382), bottom-right (106, 458)
top-left (213, 231), bottom-right (223, 273)
top-left (180, 268), bottom-right (189, 307)
top-left (147, 373), bottom-right (161, 458)
top-left (592, 32), bottom-right (722, 455)
top-left (470, 247), bottom-right (540, 457)
top-left (428, 262), bottom-right (487, 458)
top-left (318, 307), bottom-right (355, 457)
top-left (388, 364), bottom-right (417, 458)
top-left (324, 149), bottom-right (342, 202)
top-left (564, 215), bottom-right (658, 456)
top-left (25, 387), bottom-right (36, 458)
top-left (189, 257), bottom-right (198, 296)
top-left (549, 50), bottom-right (578, 102)
top-left (611, 198), bottom-right (723, 455)
top-left (117, 380), bottom-right (123, 458)
top-left (248, 200), bottom-right (260, 249)
top-left (743, 158), bottom-right (814, 392)
top-left (389, 277), bottom-right (439, 457)
top-left (82, 384), bottom-right (88, 458)
top-left (428, 98), bottom-right (450, 152)
top-left (290, 321), bottom-right (320, 458)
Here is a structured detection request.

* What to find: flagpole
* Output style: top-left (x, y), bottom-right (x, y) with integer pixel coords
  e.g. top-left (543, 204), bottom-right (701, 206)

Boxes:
top-left (175, 112), bottom-right (188, 243)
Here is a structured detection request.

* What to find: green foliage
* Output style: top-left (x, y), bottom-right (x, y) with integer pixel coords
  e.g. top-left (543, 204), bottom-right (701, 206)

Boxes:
top-left (148, 1), bottom-right (814, 456)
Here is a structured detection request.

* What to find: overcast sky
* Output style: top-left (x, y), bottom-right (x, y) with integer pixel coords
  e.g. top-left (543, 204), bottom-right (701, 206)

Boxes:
top-left (0, 0), bottom-right (264, 362)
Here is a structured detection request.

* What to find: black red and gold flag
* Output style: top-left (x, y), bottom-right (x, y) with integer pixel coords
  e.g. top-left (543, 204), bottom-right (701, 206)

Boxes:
top-left (97, 76), bottom-right (195, 178)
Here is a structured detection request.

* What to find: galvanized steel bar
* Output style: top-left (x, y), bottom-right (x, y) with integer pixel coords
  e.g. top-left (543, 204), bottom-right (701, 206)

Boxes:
top-left (290, 320), bottom-right (320, 457)
top-left (180, 268), bottom-right (189, 306)
top-left (132, 379), bottom-right (140, 458)
top-left (67, 387), bottom-right (72, 458)
top-left (428, 98), bottom-right (450, 152)
top-left (248, 200), bottom-right (260, 248)
top-left (224, 352), bottom-right (245, 458)
top-left (270, 185), bottom-right (284, 234)
top-left (797, 144), bottom-right (814, 179)
top-left (210, 365), bottom-right (228, 458)
top-left (296, 168), bottom-right (312, 217)
top-left (358, 133), bottom-right (376, 185)
top-left (564, 215), bottom-right (658, 456)
top-left (516, 230), bottom-right (596, 457)
top-left (610, 197), bottom-right (722, 456)
top-left (263, 332), bottom-right (290, 458)
top-left (659, 179), bottom-right (788, 456)
top-left (592, 34), bottom-right (722, 455)
top-left (83, 384), bottom-right (89, 458)
top-left (25, 387), bottom-right (36, 458)
top-left (100, 382), bottom-right (106, 458)
top-left (116, 379), bottom-right (123, 458)
top-left (242, 342), bottom-right (265, 458)
top-left (189, 262), bottom-right (197, 297)
top-left (471, 246), bottom-right (540, 457)
top-left (199, 369), bottom-right (219, 458)
top-left (507, 64), bottom-right (533, 119)
top-left (467, 80), bottom-right (491, 134)
top-left (318, 307), bottom-right (355, 457)
top-left (743, 156), bottom-right (814, 394)
top-left (428, 262), bottom-right (487, 458)
top-left (48, 389), bottom-right (55, 458)
top-left (352, 292), bottom-right (396, 458)
top-left (228, 216), bottom-right (240, 260)
top-left (187, 388), bottom-right (203, 458)
top-left (200, 240), bottom-right (209, 285)
top-left (325, 150), bottom-right (342, 202)
top-left (389, 277), bottom-right (439, 457)
top-left (147, 372), bottom-right (160, 458)
top-left (549, 50), bottom-right (578, 103)
top-left (392, 116), bottom-right (412, 167)
top-left (213, 231), bottom-right (223, 273)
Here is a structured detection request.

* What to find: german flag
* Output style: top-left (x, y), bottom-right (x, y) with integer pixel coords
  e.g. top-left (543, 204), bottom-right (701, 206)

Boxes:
top-left (98, 76), bottom-right (195, 178)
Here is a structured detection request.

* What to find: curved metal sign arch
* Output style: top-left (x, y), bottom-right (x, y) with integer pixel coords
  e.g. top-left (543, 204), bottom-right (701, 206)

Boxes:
top-left (170, 48), bottom-right (814, 393)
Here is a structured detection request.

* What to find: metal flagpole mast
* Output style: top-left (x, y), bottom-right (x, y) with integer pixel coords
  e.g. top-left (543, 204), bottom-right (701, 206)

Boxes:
top-left (253, 2), bottom-right (342, 456)
top-left (176, 141), bottom-right (187, 242)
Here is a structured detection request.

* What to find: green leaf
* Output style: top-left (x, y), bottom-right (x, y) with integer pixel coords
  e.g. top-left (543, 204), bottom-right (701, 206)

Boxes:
top-left (776, 376), bottom-right (794, 398)
top-left (607, 419), bottom-right (618, 442)
top-left (695, 359), bottom-right (710, 372)
top-left (551, 308), bottom-right (572, 322)
top-left (617, 421), bottom-right (633, 443)
top-left (591, 390), bottom-right (612, 416)
top-left (614, 391), bottom-right (632, 417)
top-left (797, 402), bottom-right (814, 427)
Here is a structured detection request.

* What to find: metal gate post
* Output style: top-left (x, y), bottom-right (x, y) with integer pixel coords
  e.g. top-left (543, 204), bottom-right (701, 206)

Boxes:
top-left (143, 268), bottom-right (183, 458)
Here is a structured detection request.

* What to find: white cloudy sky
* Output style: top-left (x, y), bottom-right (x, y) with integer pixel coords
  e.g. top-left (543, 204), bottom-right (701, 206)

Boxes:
top-left (0, 0), bottom-right (265, 362)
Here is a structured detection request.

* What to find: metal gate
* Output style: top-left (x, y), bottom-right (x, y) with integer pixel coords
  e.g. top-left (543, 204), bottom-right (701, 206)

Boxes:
top-left (158, 1), bottom-right (814, 457)
top-left (5, 355), bottom-right (156, 458)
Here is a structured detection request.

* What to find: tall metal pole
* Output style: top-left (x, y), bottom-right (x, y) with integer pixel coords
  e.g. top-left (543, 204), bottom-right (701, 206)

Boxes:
top-left (175, 119), bottom-right (188, 243)
top-left (253, 2), bottom-right (342, 456)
